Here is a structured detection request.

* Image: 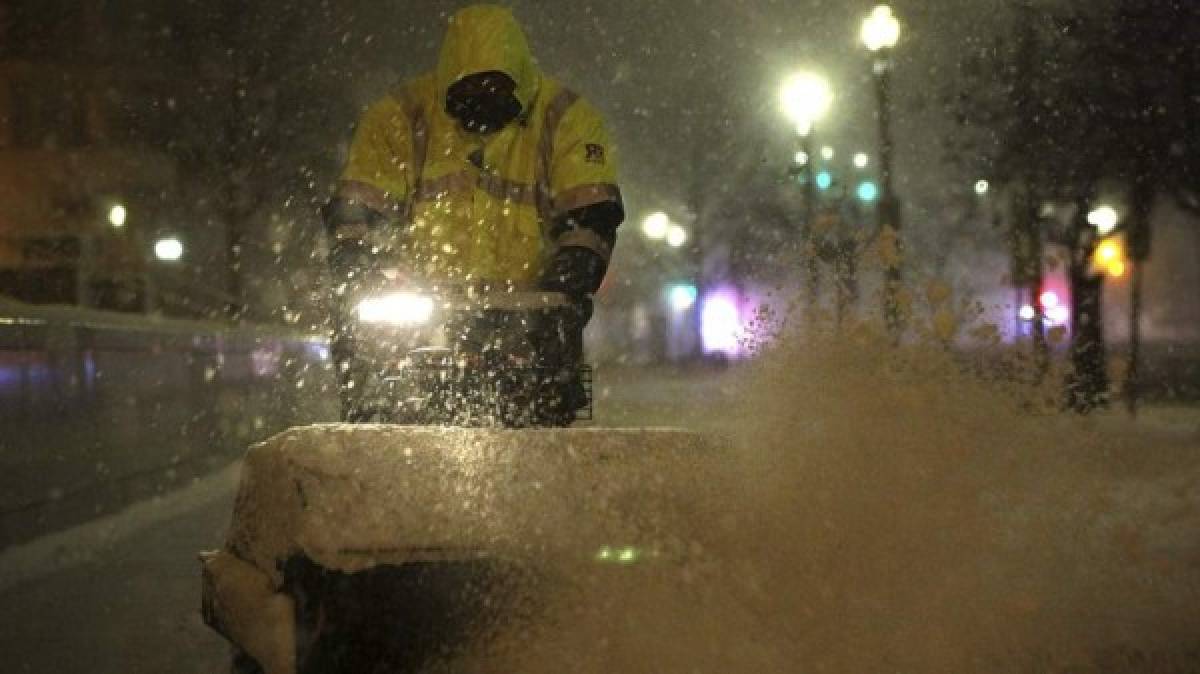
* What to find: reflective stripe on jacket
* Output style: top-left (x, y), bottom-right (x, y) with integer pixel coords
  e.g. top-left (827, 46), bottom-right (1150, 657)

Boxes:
top-left (335, 5), bottom-right (622, 285)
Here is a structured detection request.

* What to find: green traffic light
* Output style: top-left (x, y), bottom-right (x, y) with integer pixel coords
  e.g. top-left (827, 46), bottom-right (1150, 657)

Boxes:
top-left (816, 171), bottom-right (833, 190)
top-left (856, 181), bottom-right (879, 202)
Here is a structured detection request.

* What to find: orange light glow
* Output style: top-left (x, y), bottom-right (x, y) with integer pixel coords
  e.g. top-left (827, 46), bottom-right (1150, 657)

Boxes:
top-left (1095, 239), bottom-right (1122, 265)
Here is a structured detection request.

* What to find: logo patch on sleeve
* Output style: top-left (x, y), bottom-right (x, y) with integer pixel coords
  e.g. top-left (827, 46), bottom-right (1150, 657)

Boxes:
top-left (584, 143), bottom-right (606, 165)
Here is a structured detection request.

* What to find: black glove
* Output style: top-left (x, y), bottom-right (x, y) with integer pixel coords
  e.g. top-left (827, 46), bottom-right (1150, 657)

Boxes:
top-left (540, 246), bottom-right (607, 300)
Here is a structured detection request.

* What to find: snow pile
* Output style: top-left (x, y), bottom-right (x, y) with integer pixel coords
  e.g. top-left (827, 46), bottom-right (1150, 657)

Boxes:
top-left (457, 330), bottom-right (1200, 673)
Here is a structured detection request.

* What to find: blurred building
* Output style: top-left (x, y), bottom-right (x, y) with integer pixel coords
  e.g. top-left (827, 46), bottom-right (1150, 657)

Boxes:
top-left (0, 4), bottom-right (181, 311)
top-left (0, 2), bottom-right (341, 322)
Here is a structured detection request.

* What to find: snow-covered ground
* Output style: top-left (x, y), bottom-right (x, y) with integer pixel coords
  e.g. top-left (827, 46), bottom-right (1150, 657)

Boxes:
top-left (1, 354), bottom-right (1198, 673)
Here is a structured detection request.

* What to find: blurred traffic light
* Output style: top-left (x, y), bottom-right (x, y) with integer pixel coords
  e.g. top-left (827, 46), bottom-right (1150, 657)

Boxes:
top-left (1093, 238), bottom-right (1126, 278)
top-left (815, 171), bottom-right (833, 190)
top-left (667, 283), bottom-right (698, 312)
top-left (856, 181), bottom-right (879, 202)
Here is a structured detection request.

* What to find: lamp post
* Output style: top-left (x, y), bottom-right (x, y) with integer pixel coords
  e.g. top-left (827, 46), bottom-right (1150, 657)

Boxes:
top-left (780, 71), bottom-right (833, 315)
top-left (780, 72), bottom-right (833, 224)
top-left (862, 4), bottom-right (903, 338)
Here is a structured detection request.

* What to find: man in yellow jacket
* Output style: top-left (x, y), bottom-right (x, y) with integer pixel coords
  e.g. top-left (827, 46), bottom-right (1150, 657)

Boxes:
top-left (325, 4), bottom-right (624, 420)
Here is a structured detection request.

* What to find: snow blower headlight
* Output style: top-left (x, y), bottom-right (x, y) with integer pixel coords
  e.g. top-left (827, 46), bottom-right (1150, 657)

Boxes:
top-left (356, 292), bottom-right (435, 326)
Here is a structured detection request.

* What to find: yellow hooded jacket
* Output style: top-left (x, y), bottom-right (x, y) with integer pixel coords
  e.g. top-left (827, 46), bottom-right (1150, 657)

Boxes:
top-left (335, 5), bottom-right (623, 286)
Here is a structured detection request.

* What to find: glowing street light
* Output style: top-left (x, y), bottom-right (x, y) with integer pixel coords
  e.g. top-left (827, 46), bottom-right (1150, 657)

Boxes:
top-left (856, 181), bottom-right (879, 202)
top-left (853, 152), bottom-right (870, 169)
top-left (793, 150), bottom-right (809, 166)
top-left (154, 236), bottom-right (184, 262)
top-left (780, 71), bottom-right (833, 131)
top-left (861, 5), bottom-right (901, 53)
top-left (1087, 205), bottom-right (1120, 236)
top-left (642, 211), bottom-right (670, 240)
top-left (974, 179), bottom-right (990, 196)
top-left (666, 224), bottom-right (688, 248)
top-left (820, 146), bottom-right (835, 161)
top-left (108, 204), bottom-right (127, 228)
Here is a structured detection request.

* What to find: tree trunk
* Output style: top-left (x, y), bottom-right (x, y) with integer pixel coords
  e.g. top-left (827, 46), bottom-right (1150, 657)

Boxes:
top-left (1065, 201), bottom-right (1109, 413)
top-left (1010, 185), bottom-right (1047, 381)
top-left (1124, 173), bottom-right (1155, 417)
top-left (1126, 260), bottom-right (1143, 416)
top-left (1066, 267), bottom-right (1108, 412)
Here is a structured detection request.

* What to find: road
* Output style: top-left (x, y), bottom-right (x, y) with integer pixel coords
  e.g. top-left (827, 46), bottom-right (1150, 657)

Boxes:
top-left (3, 361), bottom-right (1199, 673)
top-left (0, 365), bottom-right (728, 674)
top-left (0, 470), bottom-right (235, 674)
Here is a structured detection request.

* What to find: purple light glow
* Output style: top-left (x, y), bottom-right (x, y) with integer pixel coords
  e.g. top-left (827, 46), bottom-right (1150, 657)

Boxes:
top-left (1045, 305), bottom-right (1071, 326)
top-left (702, 290), bottom-right (741, 356)
top-left (0, 363), bottom-right (21, 393)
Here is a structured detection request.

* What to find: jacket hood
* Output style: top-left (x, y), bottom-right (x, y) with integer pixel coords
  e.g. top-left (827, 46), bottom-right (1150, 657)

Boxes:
top-left (436, 5), bottom-right (540, 111)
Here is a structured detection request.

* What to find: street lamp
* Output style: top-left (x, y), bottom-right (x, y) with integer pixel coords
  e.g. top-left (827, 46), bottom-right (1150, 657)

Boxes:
top-left (862, 4), bottom-right (903, 337)
top-left (779, 72), bottom-right (832, 213)
top-left (642, 211), bottom-right (670, 240)
top-left (666, 224), bottom-right (688, 248)
top-left (154, 236), bottom-right (184, 262)
top-left (974, 179), bottom-right (990, 196)
top-left (861, 5), bottom-right (901, 53)
top-left (108, 204), bottom-right (127, 228)
top-left (853, 152), bottom-right (870, 169)
top-left (780, 71), bottom-right (833, 135)
top-left (1087, 205), bottom-right (1120, 236)
top-left (781, 71), bottom-right (834, 317)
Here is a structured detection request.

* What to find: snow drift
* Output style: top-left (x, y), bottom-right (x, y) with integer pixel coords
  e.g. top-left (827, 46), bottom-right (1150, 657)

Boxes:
top-left (458, 330), bottom-right (1200, 673)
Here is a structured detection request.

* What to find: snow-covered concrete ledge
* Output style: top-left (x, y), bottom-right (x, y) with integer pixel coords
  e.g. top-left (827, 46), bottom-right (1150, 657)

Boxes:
top-left (224, 425), bottom-right (725, 584)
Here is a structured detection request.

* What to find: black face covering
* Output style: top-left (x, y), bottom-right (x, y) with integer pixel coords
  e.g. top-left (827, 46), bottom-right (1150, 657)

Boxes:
top-left (446, 72), bottom-right (522, 134)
